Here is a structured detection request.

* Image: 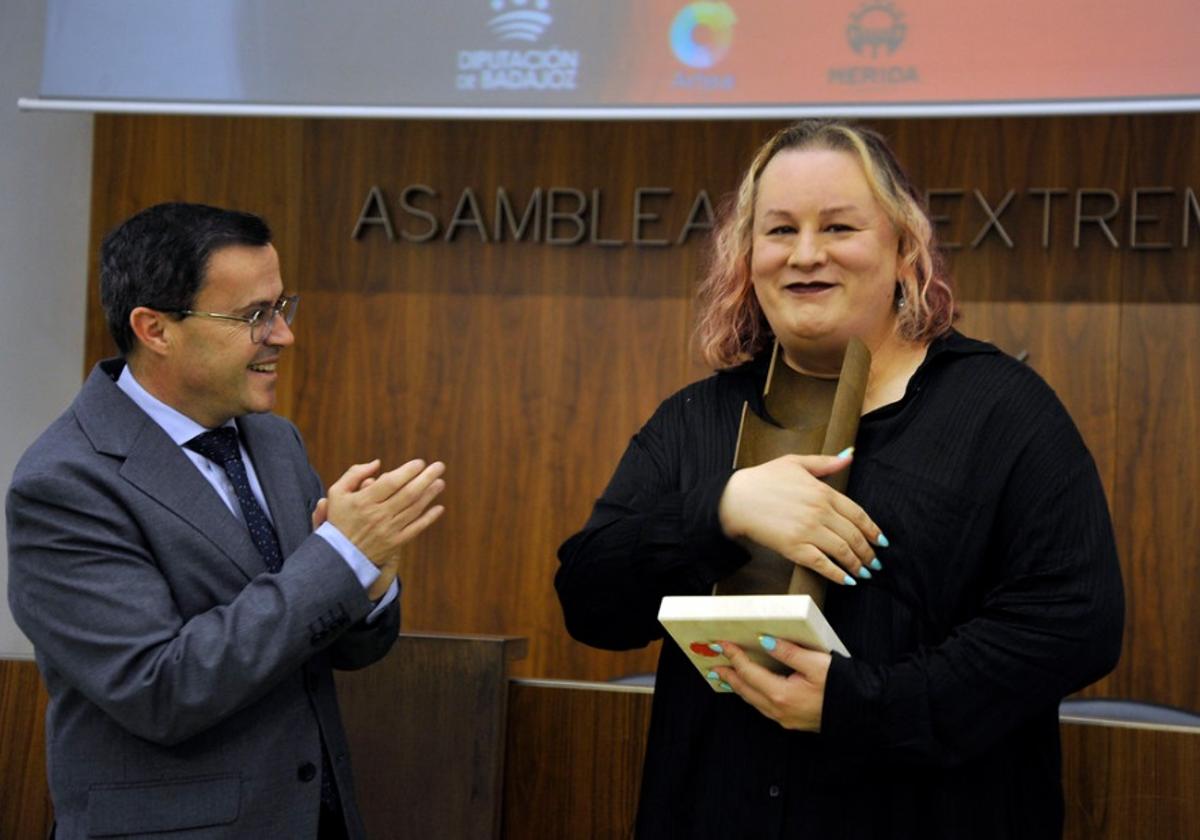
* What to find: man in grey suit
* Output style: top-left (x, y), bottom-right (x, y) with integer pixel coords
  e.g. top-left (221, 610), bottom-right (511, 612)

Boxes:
top-left (6, 203), bottom-right (446, 839)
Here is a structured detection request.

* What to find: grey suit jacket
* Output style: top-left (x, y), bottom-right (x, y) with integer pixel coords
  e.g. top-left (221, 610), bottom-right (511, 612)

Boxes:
top-left (6, 359), bottom-right (400, 839)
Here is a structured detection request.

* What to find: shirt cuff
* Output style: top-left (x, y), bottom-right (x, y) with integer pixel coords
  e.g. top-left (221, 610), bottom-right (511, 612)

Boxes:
top-left (365, 579), bottom-right (399, 624)
top-left (315, 521), bottom-right (398, 624)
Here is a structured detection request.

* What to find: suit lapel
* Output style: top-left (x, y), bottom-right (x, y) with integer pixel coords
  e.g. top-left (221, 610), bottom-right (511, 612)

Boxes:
top-left (121, 427), bottom-right (267, 581)
top-left (76, 361), bottom-right (267, 581)
top-left (237, 415), bottom-right (312, 558)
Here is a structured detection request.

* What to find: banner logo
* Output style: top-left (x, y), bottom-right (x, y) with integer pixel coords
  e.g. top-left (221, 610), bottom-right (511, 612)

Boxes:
top-left (846, 2), bottom-right (907, 58)
top-left (457, 0), bottom-right (578, 92)
top-left (669, 2), bottom-right (738, 69)
top-left (829, 1), bottom-right (917, 86)
top-left (488, 0), bottom-right (552, 43)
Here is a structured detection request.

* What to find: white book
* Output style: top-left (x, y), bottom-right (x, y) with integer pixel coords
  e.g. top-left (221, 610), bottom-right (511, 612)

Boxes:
top-left (658, 595), bottom-right (850, 691)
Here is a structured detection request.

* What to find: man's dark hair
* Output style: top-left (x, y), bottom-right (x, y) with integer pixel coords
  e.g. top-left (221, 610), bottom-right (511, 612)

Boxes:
top-left (100, 202), bottom-right (272, 355)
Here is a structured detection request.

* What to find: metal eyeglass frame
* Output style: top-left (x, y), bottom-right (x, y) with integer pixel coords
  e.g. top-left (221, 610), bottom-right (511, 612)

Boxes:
top-left (173, 294), bottom-right (299, 344)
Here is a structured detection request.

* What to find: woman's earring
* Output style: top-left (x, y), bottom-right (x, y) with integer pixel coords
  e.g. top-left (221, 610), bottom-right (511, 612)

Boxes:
top-left (895, 283), bottom-right (907, 311)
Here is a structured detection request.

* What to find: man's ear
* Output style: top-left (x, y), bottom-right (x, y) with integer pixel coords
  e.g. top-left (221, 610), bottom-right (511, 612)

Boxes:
top-left (128, 306), bottom-right (173, 357)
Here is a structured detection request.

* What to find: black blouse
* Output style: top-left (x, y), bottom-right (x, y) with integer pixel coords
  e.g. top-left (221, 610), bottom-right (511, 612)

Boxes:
top-left (556, 330), bottom-right (1124, 840)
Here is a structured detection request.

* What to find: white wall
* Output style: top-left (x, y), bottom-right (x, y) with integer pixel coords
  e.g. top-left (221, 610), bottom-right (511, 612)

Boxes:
top-left (0, 0), bottom-right (94, 656)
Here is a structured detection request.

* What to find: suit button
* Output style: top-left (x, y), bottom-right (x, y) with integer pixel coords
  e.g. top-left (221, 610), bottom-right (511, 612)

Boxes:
top-left (298, 762), bottom-right (317, 782)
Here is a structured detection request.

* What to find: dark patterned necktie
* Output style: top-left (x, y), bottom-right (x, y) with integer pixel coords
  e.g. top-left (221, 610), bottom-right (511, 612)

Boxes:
top-left (184, 427), bottom-right (284, 572)
top-left (185, 428), bottom-right (339, 816)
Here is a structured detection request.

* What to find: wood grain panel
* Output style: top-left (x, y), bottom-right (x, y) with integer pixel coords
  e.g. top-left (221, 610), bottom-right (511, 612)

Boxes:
top-left (1124, 115), bottom-right (1200, 303)
top-left (1109, 304), bottom-right (1200, 709)
top-left (888, 115), bottom-right (1200, 306)
top-left (1062, 719), bottom-right (1200, 840)
top-left (336, 633), bottom-right (527, 839)
top-left (297, 119), bottom-right (785, 299)
top-left (502, 681), bottom-right (652, 840)
top-left (0, 659), bottom-right (52, 839)
top-left (289, 290), bottom-right (685, 680)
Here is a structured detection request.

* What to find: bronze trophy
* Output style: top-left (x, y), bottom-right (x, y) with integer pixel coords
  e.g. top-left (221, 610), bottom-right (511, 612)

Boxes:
top-left (714, 337), bottom-right (871, 607)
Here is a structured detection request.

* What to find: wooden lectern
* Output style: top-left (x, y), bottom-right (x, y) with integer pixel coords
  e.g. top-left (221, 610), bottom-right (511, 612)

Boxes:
top-left (335, 632), bottom-right (527, 839)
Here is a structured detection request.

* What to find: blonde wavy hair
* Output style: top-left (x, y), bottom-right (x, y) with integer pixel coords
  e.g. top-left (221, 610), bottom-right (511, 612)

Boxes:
top-left (695, 119), bottom-right (957, 369)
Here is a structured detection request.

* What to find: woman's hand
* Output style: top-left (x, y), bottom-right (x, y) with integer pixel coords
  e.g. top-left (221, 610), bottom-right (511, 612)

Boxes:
top-left (717, 450), bottom-right (885, 585)
top-left (711, 637), bottom-right (831, 731)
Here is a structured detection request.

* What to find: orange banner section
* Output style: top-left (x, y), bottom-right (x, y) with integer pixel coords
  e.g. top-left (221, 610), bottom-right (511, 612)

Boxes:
top-left (621, 1), bottom-right (1200, 105)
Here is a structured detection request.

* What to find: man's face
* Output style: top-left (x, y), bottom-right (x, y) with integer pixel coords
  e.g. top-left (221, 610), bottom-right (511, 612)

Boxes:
top-left (166, 244), bottom-right (293, 428)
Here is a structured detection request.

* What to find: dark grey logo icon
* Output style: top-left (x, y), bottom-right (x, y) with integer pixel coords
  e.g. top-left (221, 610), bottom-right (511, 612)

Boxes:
top-left (846, 2), bottom-right (907, 58)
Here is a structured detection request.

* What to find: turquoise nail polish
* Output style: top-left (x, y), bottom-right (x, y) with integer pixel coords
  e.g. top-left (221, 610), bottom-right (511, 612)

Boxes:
top-left (876, 533), bottom-right (890, 548)
top-left (706, 670), bottom-right (719, 681)
top-left (708, 643), bottom-right (724, 654)
top-left (858, 567), bottom-right (872, 580)
top-left (842, 574), bottom-right (857, 586)
top-left (719, 682), bottom-right (732, 692)
top-left (870, 558), bottom-right (883, 572)
top-left (759, 634), bottom-right (777, 651)
top-left (836, 446), bottom-right (854, 459)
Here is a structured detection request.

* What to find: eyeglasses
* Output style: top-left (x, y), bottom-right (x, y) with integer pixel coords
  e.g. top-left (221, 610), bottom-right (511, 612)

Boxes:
top-left (173, 294), bottom-right (299, 344)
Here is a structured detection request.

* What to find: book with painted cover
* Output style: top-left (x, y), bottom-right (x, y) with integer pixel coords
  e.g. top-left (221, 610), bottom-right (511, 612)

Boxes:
top-left (657, 594), bottom-right (850, 691)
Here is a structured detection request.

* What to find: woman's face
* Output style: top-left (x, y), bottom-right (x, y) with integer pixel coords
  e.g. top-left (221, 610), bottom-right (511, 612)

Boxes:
top-left (750, 147), bottom-right (901, 367)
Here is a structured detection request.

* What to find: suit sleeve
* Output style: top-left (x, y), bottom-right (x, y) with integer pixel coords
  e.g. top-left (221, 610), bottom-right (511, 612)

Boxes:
top-left (6, 464), bottom-right (379, 747)
top-left (555, 392), bottom-right (749, 651)
top-left (288, 422), bottom-right (401, 672)
top-left (820, 397), bottom-right (1125, 767)
top-left (329, 600), bottom-right (400, 670)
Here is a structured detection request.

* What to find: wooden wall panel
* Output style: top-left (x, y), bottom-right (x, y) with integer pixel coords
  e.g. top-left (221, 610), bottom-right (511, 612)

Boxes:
top-left (78, 115), bottom-right (1200, 708)
top-left (1109, 304), bottom-right (1200, 708)
top-left (336, 634), bottom-right (527, 839)
top-left (1125, 116), bottom-right (1200, 303)
top-left (1062, 719), bottom-right (1200, 840)
top-left (891, 116), bottom-right (1130, 304)
top-left (296, 119), bottom-right (783, 298)
top-left (0, 659), bottom-right (52, 839)
top-left (289, 291), bottom-right (684, 679)
top-left (502, 682), bottom-right (652, 839)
